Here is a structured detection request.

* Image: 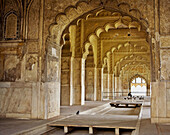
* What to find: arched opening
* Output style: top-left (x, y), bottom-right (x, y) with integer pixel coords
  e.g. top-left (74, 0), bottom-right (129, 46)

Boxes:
top-left (130, 76), bottom-right (147, 96)
top-left (2, 0), bottom-right (166, 124)
top-left (4, 11), bottom-right (19, 40)
top-left (57, 8), bottom-right (151, 105)
top-left (49, 3), bottom-right (153, 118)
top-left (85, 45), bottom-right (95, 101)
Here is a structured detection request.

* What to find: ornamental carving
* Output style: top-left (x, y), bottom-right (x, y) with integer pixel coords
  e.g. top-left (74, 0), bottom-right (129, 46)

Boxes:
top-left (26, 56), bottom-right (36, 70)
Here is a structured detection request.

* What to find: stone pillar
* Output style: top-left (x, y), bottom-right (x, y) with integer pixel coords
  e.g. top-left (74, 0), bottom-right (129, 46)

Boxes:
top-left (154, 0), bottom-right (160, 81)
top-left (42, 40), bottom-right (61, 119)
top-left (94, 67), bottom-right (97, 101)
top-left (61, 57), bottom-right (71, 106)
top-left (85, 67), bottom-right (95, 101)
top-left (108, 73), bottom-right (114, 100)
top-left (119, 76), bottom-right (122, 96)
top-left (103, 72), bottom-right (109, 100)
top-left (70, 57), bottom-right (85, 105)
top-left (96, 67), bottom-right (103, 101)
top-left (115, 76), bottom-right (120, 97)
top-left (151, 81), bottom-right (168, 123)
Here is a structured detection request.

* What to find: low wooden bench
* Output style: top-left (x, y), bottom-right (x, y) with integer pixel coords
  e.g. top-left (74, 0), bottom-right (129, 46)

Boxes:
top-left (110, 101), bottom-right (142, 108)
top-left (48, 114), bottom-right (137, 135)
top-left (49, 123), bottom-right (135, 135)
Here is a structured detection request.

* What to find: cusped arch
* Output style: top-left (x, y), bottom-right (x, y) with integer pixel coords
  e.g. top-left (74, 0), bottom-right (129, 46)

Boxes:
top-left (83, 42), bottom-right (92, 60)
top-left (95, 27), bottom-right (106, 37)
top-left (47, 0), bottom-right (149, 46)
top-left (120, 61), bottom-right (150, 74)
top-left (4, 10), bottom-right (19, 40)
top-left (129, 74), bottom-right (147, 85)
top-left (103, 42), bottom-right (149, 65)
top-left (96, 9), bottom-right (112, 16)
top-left (102, 57), bottom-right (108, 68)
top-left (104, 23), bottom-right (115, 32)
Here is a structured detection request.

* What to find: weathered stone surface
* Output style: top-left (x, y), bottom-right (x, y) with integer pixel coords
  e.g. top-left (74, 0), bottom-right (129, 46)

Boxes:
top-left (47, 59), bottom-right (60, 82)
top-left (25, 55), bottom-right (38, 82)
top-left (4, 55), bottom-right (21, 81)
top-left (151, 81), bottom-right (168, 123)
top-left (28, 0), bottom-right (40, 39)
top-left (27, 42), bottom-right (38, 53)
top-left (160, 0), bottom-right (170, 35)
top-left (0, 87), bottom-right (31, 117)
top-left (0, 55), bottom-right (4, 81)
top-left (160, 36), bottom-right (170, 47)
top-left (160, 50), bottom-right (170, 80)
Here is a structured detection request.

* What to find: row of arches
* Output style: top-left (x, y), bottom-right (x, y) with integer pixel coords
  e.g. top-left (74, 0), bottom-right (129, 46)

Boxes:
top-left (61, 40), bottom-right (149, 104)
top-left (57, 7), bottom-right (151, 106)
top-left (0, 0), bottom-right (163, 121)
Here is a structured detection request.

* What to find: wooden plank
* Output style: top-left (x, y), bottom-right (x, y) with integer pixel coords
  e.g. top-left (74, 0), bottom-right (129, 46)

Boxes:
top-left (49, 123), bottom-right (136, 130)
top-left (110, 101), bottom-right (142, 108)
top-left (49, 124), bottom-right (136, 129)
top-left (48, 114), bottom-right (138, 132)
top-left (110, 102), bottom-right (142, 105)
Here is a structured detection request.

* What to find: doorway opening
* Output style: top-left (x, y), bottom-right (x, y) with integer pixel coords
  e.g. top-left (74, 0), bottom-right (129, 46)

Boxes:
top-left (130, 76), bottom-right (147, 96)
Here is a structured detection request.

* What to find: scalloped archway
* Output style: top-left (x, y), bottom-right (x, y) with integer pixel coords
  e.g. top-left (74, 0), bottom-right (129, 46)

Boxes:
top-left (130, 75), bottom-right (148, 96)
top-left (46, 0), bottom-right (153, 108)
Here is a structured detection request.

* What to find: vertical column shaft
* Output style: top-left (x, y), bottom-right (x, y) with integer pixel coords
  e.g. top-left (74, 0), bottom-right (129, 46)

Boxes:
top-left (96, 67), bottom-right (103, 101)
top-left (108, 73), bottom-right (114, 100)
top-left (70, 57), bottom-right (85, 105)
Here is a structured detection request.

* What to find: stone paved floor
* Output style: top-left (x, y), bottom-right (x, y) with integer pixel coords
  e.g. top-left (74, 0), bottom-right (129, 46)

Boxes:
top-left (0, 101), bottom-right (108, 135)
top-left (138, 101), bottom-right (159, 135)
top-left (0, 99), bottom-right (170, 135)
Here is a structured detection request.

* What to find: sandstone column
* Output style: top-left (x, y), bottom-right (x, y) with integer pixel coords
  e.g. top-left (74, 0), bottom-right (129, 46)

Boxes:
top-left (93, 67), bottom-right (97, 101)
top-left (114, 76), bottom-right (120, 97)
top-left (108, 73), bottom-right (114, 100)
top-left (70, 57), bottom-right (85, 105)
top-left (119, 76), bottom-right (122, 96)
top-left (85, 67), bottom-right (95, 101)
top-left (61, 56), bottom-right (71, 106)
top-left (103, 71), bottom-right (109, 100)
top-left (96, 67), bottom-right (103, 101)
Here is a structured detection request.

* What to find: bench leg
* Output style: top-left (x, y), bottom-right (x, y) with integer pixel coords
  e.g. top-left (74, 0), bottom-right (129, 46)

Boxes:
top-left (89, 126), bottom-right (93, 134)
top-left (115, 128), bottom-right (119, 135)
top-left (64, 126), bottom-right (68, 133)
